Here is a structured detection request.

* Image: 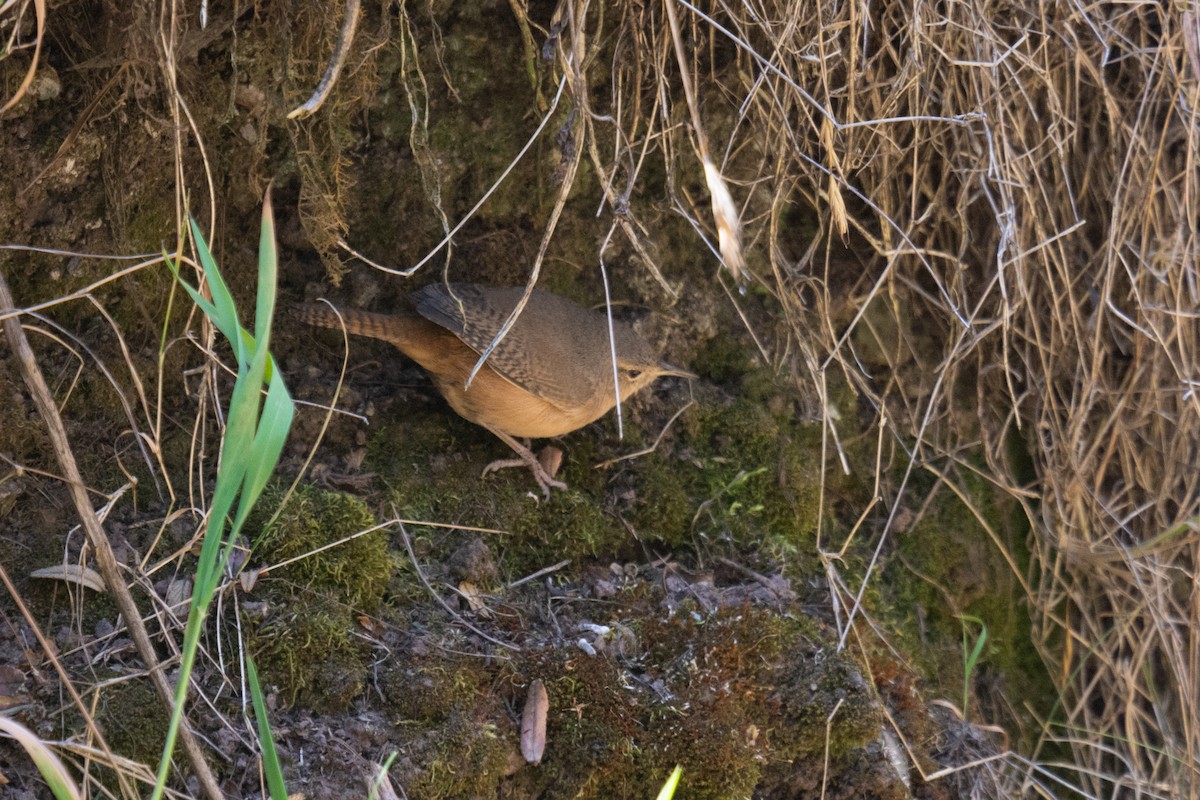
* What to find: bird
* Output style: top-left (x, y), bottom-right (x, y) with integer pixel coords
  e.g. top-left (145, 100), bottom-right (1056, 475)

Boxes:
top-left (293, 283), bottom-right (693, 496)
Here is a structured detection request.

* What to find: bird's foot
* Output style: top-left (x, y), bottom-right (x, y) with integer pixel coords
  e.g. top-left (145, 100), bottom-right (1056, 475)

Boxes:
top-left (482, 444), bottom-right (567, 499)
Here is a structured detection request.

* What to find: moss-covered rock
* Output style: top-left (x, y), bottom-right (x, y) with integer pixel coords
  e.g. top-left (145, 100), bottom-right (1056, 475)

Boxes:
top-left (505, 606), bottom-right (884, 800)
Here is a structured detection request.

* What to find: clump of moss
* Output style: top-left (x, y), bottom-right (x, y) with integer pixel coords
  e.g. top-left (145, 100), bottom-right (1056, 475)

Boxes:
top-left (691, 330), bottom-right (754, 386)
top-left (97, 677), bottom-right (170, 768)
top-left (249, 594), bottom-right (366, 713)
top-left (251, 484), bottom-right (391, 612)
top-left (626, 394), bottom-right (822, 554)
top-left (380, 652), bottom-right (492, 724)
top-left (506, 488), bottom-right (623, 563)
top-left (626, 453), bottom-right (694, 548)
top-left (244, 485), bottom-right (392, 712)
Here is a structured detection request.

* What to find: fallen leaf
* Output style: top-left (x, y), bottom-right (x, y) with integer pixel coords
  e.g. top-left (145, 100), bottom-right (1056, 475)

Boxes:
top-left (458, 580), bottom-right (491, 617)
top-left (165, 577), bottom-right (192, 610)
top-left (537, 446), bottom-right (563, 479)
top-left (30, 565), bottom-right (105, 593)
top-left (239, 567), bottom-right (264, 593)
top-left (521, 678), bottom-right (549, 765)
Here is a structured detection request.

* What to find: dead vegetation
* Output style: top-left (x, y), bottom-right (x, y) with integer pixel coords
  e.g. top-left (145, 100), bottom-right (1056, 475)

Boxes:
top-left (1, 0), bottom-right (1197, 797)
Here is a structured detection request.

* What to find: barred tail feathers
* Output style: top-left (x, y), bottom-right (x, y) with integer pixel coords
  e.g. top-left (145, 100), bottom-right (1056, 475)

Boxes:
top-left (291, 303), bottom-right (413, 347)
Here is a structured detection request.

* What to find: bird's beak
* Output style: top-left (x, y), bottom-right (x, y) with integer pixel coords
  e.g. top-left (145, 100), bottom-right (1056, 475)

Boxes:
top-left (657, 361), bottom-right (697, 380)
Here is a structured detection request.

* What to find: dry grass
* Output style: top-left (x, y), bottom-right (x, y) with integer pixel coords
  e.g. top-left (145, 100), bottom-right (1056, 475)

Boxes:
top-left (3, 0), bottom-right (1197, 795)
top-left (568, 0), bottom-right (1198, 796)
top-left (532, 0), bottom-right (1197, 796)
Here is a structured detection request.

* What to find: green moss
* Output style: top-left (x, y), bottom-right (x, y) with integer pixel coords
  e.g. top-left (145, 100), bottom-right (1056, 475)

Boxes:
top-left (881, 459), bottom-right (1054, 748)
top-left (512, 649), bottom-right (641, 798)
top-left (250, 484), bottom-right (391, 612)
top-left (690, 335), bottom-right (780, 407)
top-left (691, 329), bottom-right (754, 386)
top-left (364, 362), bottom-right (828, 574)
top-left (250, 594), bottom-right (366, 713)
top-left (243, 485), bottom-right (392, 712)
top-left (643, 607), bottom-right (879, 765)
top-left (502, 606), bottom-right (883, 800)
top-left (626, 454), bottom-right (694, 547)
top-left (369, 411), bottom-right (649, 573)
top-left (654, 696), bottom-right (767, 797)
top-left (380, 653), bottom-right (491, 724)
top-left (766, 642), bottom-right (883, 757)
top-left (506, 489), bottom-right (620, 562)
top-left (397, 711), bottom-right (516, 799)
top-left (97, 677), bottom-right (171, 767)
top-left (674, 396), bottom-right (823, 554)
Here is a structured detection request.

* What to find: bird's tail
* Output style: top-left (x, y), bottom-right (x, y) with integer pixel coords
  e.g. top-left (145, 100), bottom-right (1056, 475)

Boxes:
top-left (291, 302), bottom-right (412, 347)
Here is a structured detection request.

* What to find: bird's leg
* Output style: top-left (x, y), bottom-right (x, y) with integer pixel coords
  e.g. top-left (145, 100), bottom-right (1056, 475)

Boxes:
top-left (482, 429), bottom-right (568, 498)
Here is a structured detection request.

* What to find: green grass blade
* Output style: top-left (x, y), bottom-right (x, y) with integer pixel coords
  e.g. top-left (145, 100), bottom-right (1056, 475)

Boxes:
top-left (0, 717), bottom-right (82, 800)
top-left (253, 192), bottom-right (278, 348)
top-left (232, 370), bottom-right (294, 534)
top-left (247, 655), bottom-right (288, 800)
top-left (152, 197), bottom-right (293, 799)
top-left (188, 217), bottom-right (246, 362)
top-left (960, 614), bottom-right (988, 721)
top-left (655, 765), bottom-right (683, 800)
top-left (367, 752), bottom-right (399, 800)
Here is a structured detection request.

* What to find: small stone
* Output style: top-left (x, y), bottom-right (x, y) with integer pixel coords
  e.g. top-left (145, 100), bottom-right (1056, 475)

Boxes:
top-left (447, 538), bottom-right (498, 585)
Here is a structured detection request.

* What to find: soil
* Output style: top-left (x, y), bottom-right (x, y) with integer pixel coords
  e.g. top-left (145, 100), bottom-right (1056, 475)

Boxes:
top-left (0, 2), bottom-right (1036, 798)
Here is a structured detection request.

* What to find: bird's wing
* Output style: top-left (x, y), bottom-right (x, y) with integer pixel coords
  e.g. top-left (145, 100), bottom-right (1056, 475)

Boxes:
top-left (413, 284), bottom-right (610, 409)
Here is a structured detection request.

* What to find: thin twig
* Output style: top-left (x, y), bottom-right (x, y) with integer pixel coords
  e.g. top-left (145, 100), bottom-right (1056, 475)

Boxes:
top-left (393, 513), bottom-right (520, 652)
top-left (507, 559), bottom-right (571, 590)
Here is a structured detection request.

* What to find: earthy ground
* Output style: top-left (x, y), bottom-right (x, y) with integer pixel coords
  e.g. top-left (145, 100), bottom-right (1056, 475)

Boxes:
top-left (0, 1), bottom-right (1091, 798)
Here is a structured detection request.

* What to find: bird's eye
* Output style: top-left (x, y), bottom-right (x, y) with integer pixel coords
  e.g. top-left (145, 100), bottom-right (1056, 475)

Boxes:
top-left (622, 369), bottom-right (643, 381)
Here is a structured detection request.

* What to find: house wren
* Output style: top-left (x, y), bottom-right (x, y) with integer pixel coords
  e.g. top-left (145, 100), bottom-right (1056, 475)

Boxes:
top-left (294, 283), bottom-right (692, 496)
